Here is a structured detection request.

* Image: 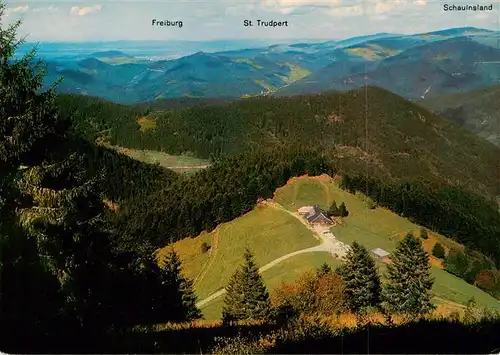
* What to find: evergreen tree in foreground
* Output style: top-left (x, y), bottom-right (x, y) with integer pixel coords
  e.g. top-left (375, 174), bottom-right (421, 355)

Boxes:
top-left (0, 6), bottom-right (202, 350)
top-left (160, 249), bottom-right (202, 321)
top-left (383, 232), bottom-right (435, 316)
top-left (222, 248), bottom-right (271, 323)
top-left (0, 5), bottom-right (72, 344)
top-left (337, 242), bottom-right (381, 312)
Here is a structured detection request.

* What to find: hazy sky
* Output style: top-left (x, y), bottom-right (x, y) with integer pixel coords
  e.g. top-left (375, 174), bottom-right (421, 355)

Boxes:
top-left (2, 0), bottom-right (499, 42)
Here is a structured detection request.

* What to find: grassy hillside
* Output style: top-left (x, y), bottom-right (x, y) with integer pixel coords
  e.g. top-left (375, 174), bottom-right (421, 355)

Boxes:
top-left (164, 175), bottom-right (500, 320)
top-left (275, 175), bottom-right (500, 310)
top-left (58, 87), bottom-right (500, 202)
top-left (111, 146), bottom-right (210, 173)
top-left (420, 85), bottom-right (500, 147)
top-left (159, 204), bottom-right (320, 300)
top-left (201, 252), bottom-right (342, 320)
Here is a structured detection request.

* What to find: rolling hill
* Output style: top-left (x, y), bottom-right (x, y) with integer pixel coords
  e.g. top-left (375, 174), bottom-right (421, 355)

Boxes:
top-left (37, 27), bottom-right (500, 104)
top-left (420, 85), bottom-right (500, 147)
top-left (58, 86), bottom-right (500, 202)
top-left (275, 36), bottom-right (500, 99)
top-left (43, 51), bottom-right (311, 103)
top-left (163, 175), bottom-right (500, 320)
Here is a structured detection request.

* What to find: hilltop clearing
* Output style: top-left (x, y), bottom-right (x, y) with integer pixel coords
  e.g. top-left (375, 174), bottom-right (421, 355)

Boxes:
top-left (162, 175), bottom-right (500, 320)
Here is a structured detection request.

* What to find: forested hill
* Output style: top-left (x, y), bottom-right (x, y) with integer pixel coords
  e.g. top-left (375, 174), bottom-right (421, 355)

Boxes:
top-left (57, 86), bottom-right (500, 202)
top-left (420, 85), bottom-right (500, 148)
top-left (134, 96), bottom-right (237, 110)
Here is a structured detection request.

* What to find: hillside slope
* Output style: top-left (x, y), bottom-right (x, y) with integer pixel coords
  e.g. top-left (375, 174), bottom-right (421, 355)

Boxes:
top-left (420, 85), bottom-right (500, 147)
top-left (166, 175), bottom-right (500, 320)
top-left (45, 52), bottom-right (310, 103)
top-left (40, 27), bottom-right (499, 103)
top-left (276, 36), bottom-right (500, 99)
top-left (58, 87), bottom-right (500, 202)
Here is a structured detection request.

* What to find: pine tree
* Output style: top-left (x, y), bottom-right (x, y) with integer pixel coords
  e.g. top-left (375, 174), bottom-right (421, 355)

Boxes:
top-left (337, 242), bottom-right (381, 312)
top-left (222, 248), bottom-right (271, 322)
top-left (327, 201), bottom-right (339, 217)
top-left (160, 249), bottom-right (202, 321)
top-left (383, 232), bottom-right (435, 316)
top-left (432, 243), bottom-right (445, 259)
top-left (316, 262), bottom-right (332, 277)
top-left (0, 5), bottom-right (71, 346)
top-left (16, 156), bottom-right (121, 331)
top-left (338, 202), bottom-right (349, 217)
top-left (340, 174), bottom-right (352, 192)
top-left (0, 6), bottom-right (202, 346)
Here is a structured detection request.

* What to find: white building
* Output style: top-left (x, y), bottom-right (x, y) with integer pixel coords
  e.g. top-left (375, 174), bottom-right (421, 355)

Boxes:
top-left (371, 248), bottom-right (390, 259)
top-left (298, 206), bottom-right (315, 216)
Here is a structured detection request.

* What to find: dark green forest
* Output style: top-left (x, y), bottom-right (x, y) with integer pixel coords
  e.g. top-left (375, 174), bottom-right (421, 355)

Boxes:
top-left (57, 86), bottom-right (500, 202)
top-left (0, 13), bottom-right (200, 353)
top-left (2, 4), bottom-right (500, 353)
top-left (54, 42), bottom-right (500, 299)
top-left (340, 174), bottom-right (500, 267)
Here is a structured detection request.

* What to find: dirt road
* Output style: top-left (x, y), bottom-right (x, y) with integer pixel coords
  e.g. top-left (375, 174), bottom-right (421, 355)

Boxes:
top-left (195, 201), bottom-right (350, 308)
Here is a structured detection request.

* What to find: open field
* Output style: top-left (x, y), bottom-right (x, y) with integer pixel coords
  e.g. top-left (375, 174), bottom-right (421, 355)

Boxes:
top-left (281, 63), bottom-right (311, 83)
top-left (431, 268), bottom-right (500, 309)
top-left (162, 174), bottom-right (499, 320)
top-left (114, 146), bottom-right (210, 173)
top-left (200, 251), bottom-right (342, 321)
top-left (274, 175), bottom-right (500, 310)
top-left (345, 44), bottom-right (399, 60)
top-left (160, 204), bottom-right (321, 301)
top-left (274, 177), bottom-right (331, 211)
top-left (232, 58), bottom-right (264, 69)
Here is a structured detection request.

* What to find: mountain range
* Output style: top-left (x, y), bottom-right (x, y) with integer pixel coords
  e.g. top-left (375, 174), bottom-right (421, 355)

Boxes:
top-left (37, 27), bottom-right (499, 105)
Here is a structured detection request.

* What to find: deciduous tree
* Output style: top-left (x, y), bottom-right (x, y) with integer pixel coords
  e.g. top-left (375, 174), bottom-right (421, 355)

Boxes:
top-left (474, 269), bottom-right (498, 294)
top-left (432, 243), bottom-right (445, 259)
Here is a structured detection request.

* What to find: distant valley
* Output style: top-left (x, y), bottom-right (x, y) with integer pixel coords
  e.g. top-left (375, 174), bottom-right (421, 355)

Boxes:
top-left (33, 27), bottom-right (499, 105)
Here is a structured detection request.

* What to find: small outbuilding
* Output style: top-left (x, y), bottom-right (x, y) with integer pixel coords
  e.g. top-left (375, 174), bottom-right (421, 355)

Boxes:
top-left (371, 248), bottom-right (390, 259)
top-left (298, 206), bottom-right (315, 216)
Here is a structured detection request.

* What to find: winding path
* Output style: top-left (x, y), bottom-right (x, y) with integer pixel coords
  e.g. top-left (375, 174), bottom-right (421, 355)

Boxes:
top-left (195, 201), bottom-right (350, 308)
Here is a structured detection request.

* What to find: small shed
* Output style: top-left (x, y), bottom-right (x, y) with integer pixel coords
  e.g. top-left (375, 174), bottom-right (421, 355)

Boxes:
top-left (298, 206), bottom-right (315, 216)
top-left (371, 248), bottom-right (390, 259)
